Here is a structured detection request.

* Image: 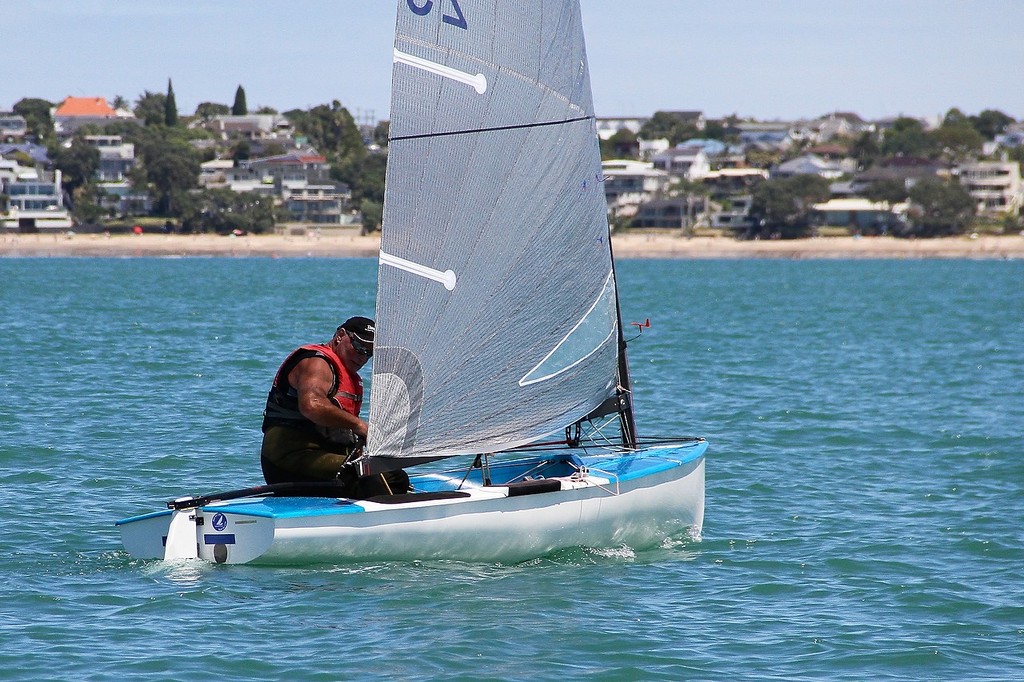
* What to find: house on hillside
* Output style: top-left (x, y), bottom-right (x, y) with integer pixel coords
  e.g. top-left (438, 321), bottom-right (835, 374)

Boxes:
top-left (201, 114), bottom-right (293, 142)
top-left (0, 113), bottom-right (28, 143)
top-left (850, 157), bottom-right (950, 194)
top-left (812, 112), bottom-right (875, 142)
top-left (596, 116), bottom-right (648, 141)
top-left (994, 123), bottom-right (1024, 149)
top-left (0, 142), bottom-right (50, 166)
top-left (736, 121), bottom-right (803, 150)
top-left (773, 153), bottom-right (854, 180)
top-left (52, 97), bottom-right (132, 137)
top-left (651, 146), bottom-right (711, 180)
top-left (84, 135), bottom-right (136, 182)
top-left (662, 111), bottom-right (706, 131)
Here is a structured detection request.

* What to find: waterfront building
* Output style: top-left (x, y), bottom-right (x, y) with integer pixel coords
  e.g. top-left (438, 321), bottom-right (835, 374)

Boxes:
top-left (601, 159), bottom-right (670, 218)
top-left (958, 160), bottom-right (1022, 215)
top-left (0, 169), bottom-right (73, 231)
top-left (811, 197), bottom-right (907, 233)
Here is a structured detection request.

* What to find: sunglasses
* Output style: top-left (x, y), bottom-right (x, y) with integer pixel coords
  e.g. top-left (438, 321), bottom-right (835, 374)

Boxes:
top-left (346, 330), bottom-right (373, 358)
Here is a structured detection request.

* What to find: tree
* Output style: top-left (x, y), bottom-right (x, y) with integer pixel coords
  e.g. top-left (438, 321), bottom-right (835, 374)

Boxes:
top-left (969, 109), bottom-right (1015, 140)
top-left (360, 199), bottom-right (383, 233)
top-left (164, 78), bottom-right (179, 127)
top-left (903, 178), bottom-right (975, 237)
top-left (12, 97), bottom-right (54, 144)
top-left (639, 111), bottom-right (700, 147)
top-left (849, 131), bottom-right (881, 170)
top-left (195, 102), bottom-right (230, 120)
top-left (112, 95), bottom-right (130, 110)
top-left (179, 188), bottom-right (275, 234)
top-left (932, 121), bottom-right (983, 160)
top-left (133, 131), bottom-right (201, 215)
top-left (747, 174), bottom-right (831, 239)
top-left (51, 136), bottom-right (100, 195)
top-left (287, 102), bottom-right (364, 161)
top-left (232, 85), bottom-right (248, 115)
top-left (600, 128), bottom-right (638, 159)
top-left (863, 178), bottom-right (908, 204)
top-left (70, 183), bottom-right (107, 225)
top-left (881, 117), bottom-right (937, 158)
top-left (134, 90), bottom-right (167, 126)
top-left (231, 139), bottom-right (251, 163)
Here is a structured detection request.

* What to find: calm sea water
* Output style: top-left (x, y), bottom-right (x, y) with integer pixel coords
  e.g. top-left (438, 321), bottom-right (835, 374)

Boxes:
top-left (1, 257), bottom-right (1021, 680)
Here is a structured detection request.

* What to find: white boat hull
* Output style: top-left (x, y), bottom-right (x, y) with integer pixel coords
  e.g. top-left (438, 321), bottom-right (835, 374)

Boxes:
top-left (117, 442), bottom-right (706, 565)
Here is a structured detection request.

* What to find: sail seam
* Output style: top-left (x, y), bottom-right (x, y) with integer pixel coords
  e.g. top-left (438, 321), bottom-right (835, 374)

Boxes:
top-left (389, 115), bottom-right (594, 142)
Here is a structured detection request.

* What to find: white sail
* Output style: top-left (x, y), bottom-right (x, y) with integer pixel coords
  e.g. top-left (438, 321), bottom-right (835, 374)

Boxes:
top-left (367, 0), bottom-right (619, 470)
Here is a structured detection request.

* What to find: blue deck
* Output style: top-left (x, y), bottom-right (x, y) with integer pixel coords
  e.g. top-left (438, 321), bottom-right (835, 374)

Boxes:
top-left (116, 441), bottom-right (706, 525)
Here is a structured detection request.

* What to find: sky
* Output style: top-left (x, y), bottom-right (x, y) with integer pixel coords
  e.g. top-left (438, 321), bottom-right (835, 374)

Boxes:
top-left (7, 0), bottom-right (1024, 124)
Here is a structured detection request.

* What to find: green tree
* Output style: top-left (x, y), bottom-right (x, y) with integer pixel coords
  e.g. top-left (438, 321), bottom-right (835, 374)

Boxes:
top-left (747, 174), bottom-right (831, 239)
top-left (180, 188), bottom-right (275, 234)
top-left (164, 78), bottom-right (179, 127)
top-left (134, 90), bottom-right (167, 126)
top-left (639, 111), bottom-right (700, 147)
top-left (51, 136), bottom-right (100, 195)
top-left (863, 178), bottom-right (908, 204)
top-left (132, 131), bottom-right (200, 215)
top-left (12, 97), bottom-right (55, 144)
top-left (232, 139), bottom-right (251, 163)
top-left (195, 102), bottom-right (230, 120)
top-left (600, 128), bottom-right (638, 159)
top-left (903, 178), bottom-right (975, 237)
top-left (70, 182), bottom-right (107, 225)
top-left (849, 131), bottom-right (881, 170)
top-left (287, 102), bottom-right (364, 161)
top-left (333, 152), bottom-right (387, 229)
top-left (232, 85), bottom-right (248, 115)
top-left (932, 120), bottom-right (984, 160)
top-left (360, 198), bottom-right (383, 233)
top-left (373, 120), bottom-right (390, 147)
top-left (112, 95), bottom-right (130, 110)
top-left (881, 117), bottom-right (937, 158)
top-left (969, 109), bottom-right (1015, 140)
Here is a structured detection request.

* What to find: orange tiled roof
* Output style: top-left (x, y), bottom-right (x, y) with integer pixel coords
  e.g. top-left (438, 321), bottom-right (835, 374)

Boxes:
top-left (54, 97), bottom-right (117, 118)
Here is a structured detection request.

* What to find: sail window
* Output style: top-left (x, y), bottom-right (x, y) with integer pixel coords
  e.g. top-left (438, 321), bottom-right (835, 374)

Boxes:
top-left (519, 270), bottom-right (617, 386)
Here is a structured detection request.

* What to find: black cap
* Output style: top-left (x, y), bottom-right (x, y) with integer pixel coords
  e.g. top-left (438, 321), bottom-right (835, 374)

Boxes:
top-left (338, 316), bottom-right (375, 345)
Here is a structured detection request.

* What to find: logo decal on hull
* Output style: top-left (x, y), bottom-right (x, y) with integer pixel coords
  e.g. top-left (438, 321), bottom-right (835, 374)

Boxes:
top-left (211, 512), bottom-right (228, 532)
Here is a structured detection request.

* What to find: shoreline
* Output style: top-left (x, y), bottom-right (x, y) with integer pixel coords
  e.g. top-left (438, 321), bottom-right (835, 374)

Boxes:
top-left (2, 231), bottom-right (1023, 260)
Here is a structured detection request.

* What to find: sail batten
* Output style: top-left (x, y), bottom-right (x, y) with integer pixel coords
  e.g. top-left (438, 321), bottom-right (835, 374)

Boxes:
top-left (368, 0), bottom-right (618, 465)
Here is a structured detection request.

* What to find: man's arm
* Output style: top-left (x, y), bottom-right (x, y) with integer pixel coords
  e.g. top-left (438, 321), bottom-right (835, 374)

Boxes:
top-left (288, 357), bottom-right (368, 438)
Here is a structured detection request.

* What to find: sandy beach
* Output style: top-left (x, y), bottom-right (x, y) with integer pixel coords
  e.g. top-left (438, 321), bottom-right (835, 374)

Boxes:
top-left (3, 230), bottom-right (1023, 260)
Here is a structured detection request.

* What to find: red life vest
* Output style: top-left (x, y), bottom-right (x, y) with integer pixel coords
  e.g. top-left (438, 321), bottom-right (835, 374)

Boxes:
top-left (262, 344), bottom-right (363, 441)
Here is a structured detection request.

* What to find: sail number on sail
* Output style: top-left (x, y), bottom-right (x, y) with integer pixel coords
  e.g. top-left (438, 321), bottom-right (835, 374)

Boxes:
top-left (406, 0), bottom-right (468, 30)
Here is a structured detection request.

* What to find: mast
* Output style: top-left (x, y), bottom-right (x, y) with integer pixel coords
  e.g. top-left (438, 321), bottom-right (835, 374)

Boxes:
top-left (608, 230), bottom-right (639, 449)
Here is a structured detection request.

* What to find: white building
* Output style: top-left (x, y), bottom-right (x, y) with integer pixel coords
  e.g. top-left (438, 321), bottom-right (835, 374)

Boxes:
top-left (601, 159), bottom-right (670, 217)
top-left (958, 160), bottom-right (1023, 215)
top-left (1, 170), bottom-right (73, 231)
top-left (651, 146), bottom-right (711, 181)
